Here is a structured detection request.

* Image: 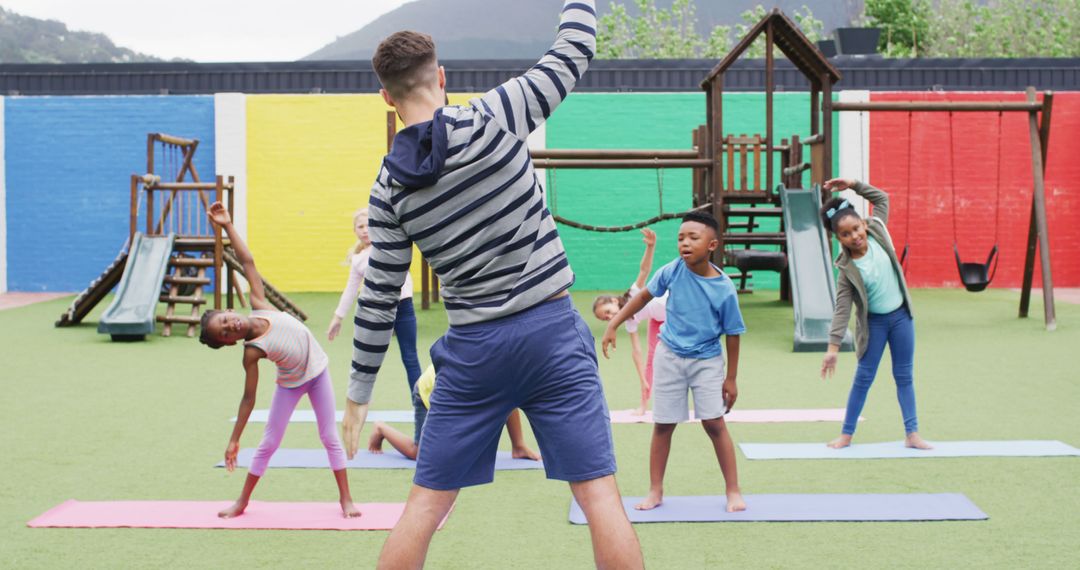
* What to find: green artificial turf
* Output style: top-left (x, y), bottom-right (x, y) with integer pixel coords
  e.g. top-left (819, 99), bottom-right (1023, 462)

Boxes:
top-left (1, 290), bottom-right (1078, 568)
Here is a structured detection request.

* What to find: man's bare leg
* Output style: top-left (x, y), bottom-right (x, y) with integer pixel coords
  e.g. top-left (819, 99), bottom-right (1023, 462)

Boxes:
top-left (570, 475), bottom-right (644, 570)
top-left (377, 484), bottom-right (458, 570)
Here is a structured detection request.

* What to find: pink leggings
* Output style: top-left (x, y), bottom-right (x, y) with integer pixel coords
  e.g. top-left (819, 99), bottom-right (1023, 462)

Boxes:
top-left (643, 319), bottom-right (662, 401)
top-left (249, 368), bottom-right (347, 477)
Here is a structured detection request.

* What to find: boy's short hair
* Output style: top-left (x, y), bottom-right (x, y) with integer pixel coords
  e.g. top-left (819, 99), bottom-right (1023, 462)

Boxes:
top-left (681, 211), bottom-right (720, 237)
top-left (372, 31), bottom-right (438, 100)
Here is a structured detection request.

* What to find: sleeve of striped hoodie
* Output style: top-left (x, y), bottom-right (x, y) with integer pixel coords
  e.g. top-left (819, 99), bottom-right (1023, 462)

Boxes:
top-left (348, 179), bottom-right (413, 405)
top-left (477, 0), bottom-right (596, 140)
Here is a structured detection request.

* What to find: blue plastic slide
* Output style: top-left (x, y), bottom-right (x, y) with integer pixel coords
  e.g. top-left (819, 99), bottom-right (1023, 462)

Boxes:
top-left (97, 233), bottom-right (175, 340)
top-left (779, 185), bottom-right (853, 352)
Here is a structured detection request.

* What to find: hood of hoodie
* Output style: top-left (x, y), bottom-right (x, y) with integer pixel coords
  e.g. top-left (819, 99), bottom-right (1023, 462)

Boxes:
top-left (382, 109), bottom-right (449, 189)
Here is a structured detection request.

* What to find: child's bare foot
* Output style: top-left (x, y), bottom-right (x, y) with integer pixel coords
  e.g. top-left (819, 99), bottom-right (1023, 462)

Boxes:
top-left (367, 428), bottom-right (385, 454)
top-left (905, 432), bottom-right (933, 450)
top-left (341, 500), bottom-right (362, 518)
top-left (725, 489), bottom-right (747, 512)
top-left (218, 500), bottom-right (248, 518)
top-left (827, 434), bottom-right (853, 449)
top-left (512, 446), bottom-right (542, 461)
top-left (634, 490), bottom-right (663, 511)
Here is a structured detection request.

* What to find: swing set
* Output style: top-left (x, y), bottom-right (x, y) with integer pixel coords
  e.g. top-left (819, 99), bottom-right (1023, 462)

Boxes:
top-left (834, 89), bottom-right (1057, 330)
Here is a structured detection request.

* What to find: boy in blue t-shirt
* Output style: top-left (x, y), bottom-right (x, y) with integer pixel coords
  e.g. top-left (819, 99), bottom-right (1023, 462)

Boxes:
top-left (602, 212), bottom-right (747, 512)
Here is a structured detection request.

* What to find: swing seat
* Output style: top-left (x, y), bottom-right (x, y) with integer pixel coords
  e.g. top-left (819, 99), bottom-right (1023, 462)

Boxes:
top-left (954, 244), bottom-right (998, 293)
top-left (728, 249), bottom-right (788, 273)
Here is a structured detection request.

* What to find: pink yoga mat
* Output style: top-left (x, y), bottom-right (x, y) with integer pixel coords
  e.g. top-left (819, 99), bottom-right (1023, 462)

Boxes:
top-left (28, 500), bottom-right (448, 531)
top-left (609, 408), bottom-right (863, 424)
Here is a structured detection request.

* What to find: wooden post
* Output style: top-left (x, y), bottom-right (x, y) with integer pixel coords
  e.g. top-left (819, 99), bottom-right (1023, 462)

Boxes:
top-left (810, 86), bottom-right (820, 136)
top-left (1020, 91), bottom-right (1054, 319)
top-left (1020, 89), bottom-right (1055, 329)
top-left (765, 20), bottom-right (774, 196)
top-left (226, 176), bottom-right (235, 309)
top-left (130, 175), bottom-right (139, 243)
top-left (821, 73), bottom-right (834, 190)
top-left (710, 78), bottom-right (725, 264)
top-left (213, 175), bottom-right (224, 310)
top-left (146, 188), bottom-right (154, 235)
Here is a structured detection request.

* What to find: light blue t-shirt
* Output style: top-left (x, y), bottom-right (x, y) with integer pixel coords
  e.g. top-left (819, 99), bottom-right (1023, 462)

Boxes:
top-left (647, 259), bottom-right (746, 359)
top-left (853, 236), bottom-right (904, 314)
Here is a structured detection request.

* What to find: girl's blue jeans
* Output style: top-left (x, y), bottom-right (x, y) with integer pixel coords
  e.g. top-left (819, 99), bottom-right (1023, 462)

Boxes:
top-left (842, 306), bottom-right (919, 435)
top-left (394, 297), bottom-right (423, 392)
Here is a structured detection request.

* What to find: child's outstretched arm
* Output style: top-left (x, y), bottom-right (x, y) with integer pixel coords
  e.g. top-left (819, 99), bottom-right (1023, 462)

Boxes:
top-left (477, 0), bottom-right (596, 140)
top-left (223, 347), bottom-right (261, 472)
top-left (823, 274), bottom-right (855, 379)
top-left (634, 228), bottom-right (657, 290)
top-left (208, 202), bottom-right (271, 311)
top-left (601, 288), bottom-right (653, 358)
top-left (824, 178), bottom-right (891, 225)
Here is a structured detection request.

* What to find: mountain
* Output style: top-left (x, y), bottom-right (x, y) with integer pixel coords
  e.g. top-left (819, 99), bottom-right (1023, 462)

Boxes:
top-left (0, 6), bottom-right (165, 64)
top-left (304, 0), bottom-right (863, 61)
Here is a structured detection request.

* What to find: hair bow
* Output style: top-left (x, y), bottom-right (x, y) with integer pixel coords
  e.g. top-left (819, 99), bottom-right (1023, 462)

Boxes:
top-left (826, 199), bottom-right (851, 220)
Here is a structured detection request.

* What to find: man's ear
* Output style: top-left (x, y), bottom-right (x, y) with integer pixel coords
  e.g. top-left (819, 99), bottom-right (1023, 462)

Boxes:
top-left (380, 88), bottom-right (396, 109)
top-left (438, 65), bottom-right (446, 91)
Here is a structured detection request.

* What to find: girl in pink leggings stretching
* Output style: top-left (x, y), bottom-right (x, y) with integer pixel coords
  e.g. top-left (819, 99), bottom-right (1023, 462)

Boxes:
top-left (593, 228), bottom-right (668, 415)
top-left (199, 201), bottom-right (360, 519)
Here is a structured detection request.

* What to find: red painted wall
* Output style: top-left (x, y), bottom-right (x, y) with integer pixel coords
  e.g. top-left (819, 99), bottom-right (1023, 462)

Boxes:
top-left (868, 91), bottom-right (1080, 289)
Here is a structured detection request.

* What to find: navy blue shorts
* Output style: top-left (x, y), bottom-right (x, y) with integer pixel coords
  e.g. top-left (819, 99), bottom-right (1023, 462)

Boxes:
top-left (414, 296), bottom-right (616, 490)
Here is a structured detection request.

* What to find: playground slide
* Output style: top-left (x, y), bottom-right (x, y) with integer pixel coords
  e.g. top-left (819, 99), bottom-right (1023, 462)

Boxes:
top-left (779, 185), bottom-right (853, 353)
top-left (97, 233), bottom-right (176, 340)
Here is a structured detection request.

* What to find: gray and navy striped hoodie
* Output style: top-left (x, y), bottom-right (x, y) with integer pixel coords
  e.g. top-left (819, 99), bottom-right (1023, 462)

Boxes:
top-left (349, 0), bottom-right (596, 404)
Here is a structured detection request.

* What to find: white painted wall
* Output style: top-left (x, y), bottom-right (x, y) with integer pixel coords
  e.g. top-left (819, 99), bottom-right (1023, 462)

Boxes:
top-left (837, 90), bottom-right (871, 216)
top-left (214, 93), bottom-right (247, 292)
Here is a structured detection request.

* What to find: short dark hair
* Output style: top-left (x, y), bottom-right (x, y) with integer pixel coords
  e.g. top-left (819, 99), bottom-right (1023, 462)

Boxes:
top-left (681, 211), bottom-right (720, 236)
top-left (372, 31), bottom-right (438, 100)
top-left (819, 197), bottom-right (862, 233)
top-left (199, 310), bottom-right (225, 349)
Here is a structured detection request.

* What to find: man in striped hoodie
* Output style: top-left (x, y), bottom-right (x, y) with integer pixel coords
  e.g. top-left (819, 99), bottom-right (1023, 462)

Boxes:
top-left (342, 1), bottom-right (643, 567)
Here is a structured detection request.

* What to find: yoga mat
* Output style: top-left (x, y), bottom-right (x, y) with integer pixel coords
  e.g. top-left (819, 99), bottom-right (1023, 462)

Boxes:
top-left (739, 440), bottom-right (1080, 460)
top-left (29, 500), bottom-right (449, 530)
top-left (217, 448), bottom-right (544, 471)
top-left (568, 494), bottom-right (987, 524)
top-left (610, 408), bottom-right (862, 424)
top-left (233, 410), bottom-right (414, 423)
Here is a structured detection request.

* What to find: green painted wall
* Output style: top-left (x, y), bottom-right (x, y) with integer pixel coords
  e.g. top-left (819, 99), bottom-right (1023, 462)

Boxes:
top-left (546, 92), bottom-right (837, 292)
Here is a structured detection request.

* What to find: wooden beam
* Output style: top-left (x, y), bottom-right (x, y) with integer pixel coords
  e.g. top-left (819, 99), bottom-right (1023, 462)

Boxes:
top-left (765, 19), bottom-right (774, 196)
top-left (1019, 89), bottom-right (1055, 329)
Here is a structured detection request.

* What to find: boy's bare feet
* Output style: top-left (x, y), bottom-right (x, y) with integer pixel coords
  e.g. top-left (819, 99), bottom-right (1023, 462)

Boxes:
top-left (827, 434), bottom-right (853, 449)
top-left (634, 490), bottom-right (663, 510)
top-left (218, 500), bottom-right (248, 518)
top-left (905, 432), bottom-right (933, 450)
top-left (341, 500), bottom-right (362, 518)
top-left (368, 427), bottom-right (385, 454)
top-left (725, 489), bottom-right (747, 512)
top-left (511, 446), bottom-right (542, 461)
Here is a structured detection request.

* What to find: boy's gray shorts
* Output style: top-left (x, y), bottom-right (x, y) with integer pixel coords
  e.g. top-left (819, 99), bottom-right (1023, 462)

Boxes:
top-left (651, 341), bottom-right (728, 424)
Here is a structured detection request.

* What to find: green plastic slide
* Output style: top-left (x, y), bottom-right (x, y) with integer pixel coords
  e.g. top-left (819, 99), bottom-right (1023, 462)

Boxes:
top-left (97, 233), bottom-right (175, 341)
top-left (779, 185), bottom-right (853, 353)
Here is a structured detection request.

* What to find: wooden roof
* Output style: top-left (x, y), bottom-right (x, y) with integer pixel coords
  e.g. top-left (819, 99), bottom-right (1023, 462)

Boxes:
top-left (701, 8), bottom-right (841, 89)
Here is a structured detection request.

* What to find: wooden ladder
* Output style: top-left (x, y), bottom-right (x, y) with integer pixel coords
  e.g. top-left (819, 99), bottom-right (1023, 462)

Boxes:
top-left (158, 254), bottom-right (213, 337)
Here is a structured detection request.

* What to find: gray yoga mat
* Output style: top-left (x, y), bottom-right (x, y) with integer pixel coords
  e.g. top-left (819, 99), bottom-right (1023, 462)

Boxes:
top-left (232, 410), bottom-right (414, 423)
top-left (739, 440), bottom-right (1080, 460)
top-left (216, 448), bottom-right (543, 470)
top-left (568, 494), bottom-right (988, 524)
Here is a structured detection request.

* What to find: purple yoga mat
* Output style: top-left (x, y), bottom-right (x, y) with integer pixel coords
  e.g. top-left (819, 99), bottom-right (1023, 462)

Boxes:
top-left (568, 494), bottom-right (988, 524)
top-left (216, 448), bottom-right (543, 470)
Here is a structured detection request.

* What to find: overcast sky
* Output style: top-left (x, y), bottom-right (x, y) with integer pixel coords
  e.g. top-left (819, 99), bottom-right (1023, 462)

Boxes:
top-left (1, 0), bottom-right (412, 62)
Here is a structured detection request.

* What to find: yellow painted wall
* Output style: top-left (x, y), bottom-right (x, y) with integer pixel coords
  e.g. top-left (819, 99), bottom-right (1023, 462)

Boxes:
top-left (246, 93), bottom-right (479, 292)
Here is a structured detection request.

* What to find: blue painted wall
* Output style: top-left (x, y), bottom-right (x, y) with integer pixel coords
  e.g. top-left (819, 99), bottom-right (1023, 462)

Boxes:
top-left (5, 96), bottom-right (215, 291)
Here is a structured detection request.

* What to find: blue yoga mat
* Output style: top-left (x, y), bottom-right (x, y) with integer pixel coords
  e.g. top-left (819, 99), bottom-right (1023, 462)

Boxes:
top-left (232, 410), bottom-right (414, 423)
top-left (568, 494), bottom-right (988, 524)
top-left (739, 440), bottom-right (1080, 460)
top-left (216, 448), bottom-right (544, 471)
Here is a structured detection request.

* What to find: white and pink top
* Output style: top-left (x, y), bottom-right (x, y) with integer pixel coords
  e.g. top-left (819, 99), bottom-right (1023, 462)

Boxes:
top-left (333, 248), bottom-right (415, 319)
top-left (624, 283), bottom-right (667, 334)
top-left (245, 310), bottom-right (329, 389)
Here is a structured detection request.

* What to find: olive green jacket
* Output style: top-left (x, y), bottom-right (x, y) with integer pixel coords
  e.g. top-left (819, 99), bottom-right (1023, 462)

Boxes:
top-left (828, 182), bottom-right (915, 358)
